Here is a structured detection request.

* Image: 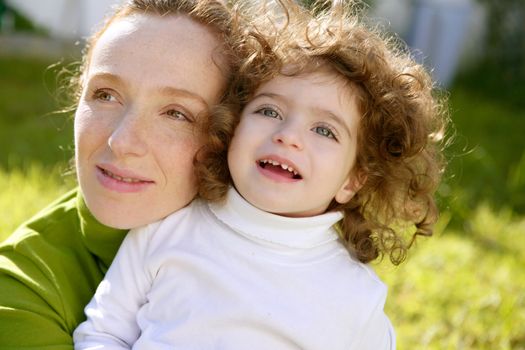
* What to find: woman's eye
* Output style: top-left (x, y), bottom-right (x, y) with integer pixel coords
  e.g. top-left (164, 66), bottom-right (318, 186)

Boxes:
top-left (94, 90), bottom-right (116, 102)
top-left (166, 109), bottom-right (190, 122)
top-left (257, 107), bottom-right (281, 119)
top-left (313, 126), bottom-right (337, 140)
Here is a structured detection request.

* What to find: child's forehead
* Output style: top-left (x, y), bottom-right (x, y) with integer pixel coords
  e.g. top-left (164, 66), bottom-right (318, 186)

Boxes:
top-left (253, 70), bottom-right (362, 121)
top-left (262, 65), bottom-right (358, 96)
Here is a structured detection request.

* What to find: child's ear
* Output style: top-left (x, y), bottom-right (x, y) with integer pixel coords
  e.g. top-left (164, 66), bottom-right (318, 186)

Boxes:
top-left (335, 170), bottom-right (367, 204)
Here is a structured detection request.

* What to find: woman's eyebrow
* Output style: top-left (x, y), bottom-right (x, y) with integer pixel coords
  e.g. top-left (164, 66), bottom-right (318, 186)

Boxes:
top-left (86, 72), bottom-right (208, 108)
top-left (86, 72), bottom-right (123, 86)
top-left (157, 86), bottom-right (208, 109)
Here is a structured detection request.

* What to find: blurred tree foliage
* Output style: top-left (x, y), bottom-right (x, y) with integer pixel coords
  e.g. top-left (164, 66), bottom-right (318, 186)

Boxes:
top-left (455, 0), bottom-right (525, 112)
top-left (454, 0), bottom-right (525, 114)
top-left (476, 0), bottom-right (525, 81)
top-left (0, 0), bottom-right (47, 34)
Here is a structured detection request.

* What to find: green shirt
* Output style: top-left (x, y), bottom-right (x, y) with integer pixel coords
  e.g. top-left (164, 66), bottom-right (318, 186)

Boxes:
top-left (0, 188), bottom-right (127, 349)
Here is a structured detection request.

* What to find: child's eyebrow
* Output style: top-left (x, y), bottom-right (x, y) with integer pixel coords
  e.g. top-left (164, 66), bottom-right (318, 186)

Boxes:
top-left (250, 92), bottom-right (284, 103)
top-left (317, 109), bottom-right (353, 140)
top-left (251, 91), bottom-right (353, 139)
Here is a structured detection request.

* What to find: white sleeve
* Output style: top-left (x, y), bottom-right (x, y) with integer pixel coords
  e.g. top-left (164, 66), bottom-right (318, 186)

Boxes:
top-left (353, 305), bottom-right (396, 350)
top-left (365, 314), bottom-right (396, 350)
top-left (73, 224), bottom-right (155, 349)
top-left (351, 265), bottom-right (396, 350)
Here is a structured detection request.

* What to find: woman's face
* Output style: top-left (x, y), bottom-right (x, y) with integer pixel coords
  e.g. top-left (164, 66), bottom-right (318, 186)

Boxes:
top-left (75, 13), bottom-right (227, 229)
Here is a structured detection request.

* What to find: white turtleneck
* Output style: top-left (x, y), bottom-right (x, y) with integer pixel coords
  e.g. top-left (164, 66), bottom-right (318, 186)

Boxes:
top-left (74, 188), bottom-right (395, 350)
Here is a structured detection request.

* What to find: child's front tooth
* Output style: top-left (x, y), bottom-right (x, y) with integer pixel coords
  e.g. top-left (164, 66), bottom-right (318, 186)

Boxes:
top-left (281, 164), bottom-right (288, 170)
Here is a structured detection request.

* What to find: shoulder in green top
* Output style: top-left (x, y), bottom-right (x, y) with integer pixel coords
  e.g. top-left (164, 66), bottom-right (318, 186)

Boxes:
top-left (0, 188), bottom-right (127, 350)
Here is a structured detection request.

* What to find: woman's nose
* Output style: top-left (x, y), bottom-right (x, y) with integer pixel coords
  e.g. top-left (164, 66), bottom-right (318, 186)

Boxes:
top-left (271, 121), bottom-right (304, 150)
top-left (108, 111), bottom-right (148, 157)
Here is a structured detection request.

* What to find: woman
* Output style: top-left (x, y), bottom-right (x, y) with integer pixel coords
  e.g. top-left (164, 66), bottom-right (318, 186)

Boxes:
top-left (0, 0), bottom-right (243, 348)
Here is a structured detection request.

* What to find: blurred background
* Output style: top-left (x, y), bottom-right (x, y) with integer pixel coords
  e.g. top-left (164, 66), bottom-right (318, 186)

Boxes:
top-left (1, 0), bottom-right (524, 348)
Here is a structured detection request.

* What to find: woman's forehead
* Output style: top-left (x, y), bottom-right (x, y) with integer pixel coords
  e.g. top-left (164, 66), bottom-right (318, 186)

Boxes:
top-left (86, 13), bottom-right (228, 106)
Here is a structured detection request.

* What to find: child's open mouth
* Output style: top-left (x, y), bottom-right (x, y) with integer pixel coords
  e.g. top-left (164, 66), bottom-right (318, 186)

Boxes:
top-left (257, 159), bottom-right (302, 180)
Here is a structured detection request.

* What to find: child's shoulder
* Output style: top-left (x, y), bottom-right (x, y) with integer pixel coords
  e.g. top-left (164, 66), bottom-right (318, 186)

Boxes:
top-left (340, 262), bottom-right (389, 318)
top-left (127, 199), bottom-right (208, 244)
top-left (320, 252), bottom-right (391, 334)
top-left (156, 198), bottom-right (208, 227)
top-left (152, 197), bottom-right (210, 229)
top-left (354, 261), bottom-right (386, 288)
top-left (337, 253), bottom-right (388, 299)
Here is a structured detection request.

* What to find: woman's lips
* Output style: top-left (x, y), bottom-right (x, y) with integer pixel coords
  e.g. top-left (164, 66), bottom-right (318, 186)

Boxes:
top-left (95, 164), bottom-right (154, 193)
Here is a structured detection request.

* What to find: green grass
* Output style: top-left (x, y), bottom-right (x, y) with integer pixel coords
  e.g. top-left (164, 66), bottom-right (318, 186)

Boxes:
top-left (444, 67), bottom-right (525, 215)
top-left (0, 164), bottom-right (74, 234)
top-left (0, 56), bottom-right (75, 234)
top-left (0, 56), bottom-right (75, 170)
top-left (377, 208), bottom-right (525, 349)
top-left (1, 56), bottom-right (524, 349)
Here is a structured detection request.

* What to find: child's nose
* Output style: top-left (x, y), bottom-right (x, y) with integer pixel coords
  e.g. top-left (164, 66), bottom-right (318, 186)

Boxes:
top-left (272, 122), bottom-right (304, 150)
top-left (108, 110), bottom-right (148, 158)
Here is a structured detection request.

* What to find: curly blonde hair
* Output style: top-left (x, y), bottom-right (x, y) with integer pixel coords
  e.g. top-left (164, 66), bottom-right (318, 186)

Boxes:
top-left (196, 0), bottom-right (448, 265)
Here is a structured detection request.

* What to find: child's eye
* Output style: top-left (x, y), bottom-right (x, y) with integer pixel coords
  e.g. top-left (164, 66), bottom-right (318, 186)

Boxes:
top-left (256, 107), bottom-right (281, 120)
top-left (312, 126), bottom-right (337, 140)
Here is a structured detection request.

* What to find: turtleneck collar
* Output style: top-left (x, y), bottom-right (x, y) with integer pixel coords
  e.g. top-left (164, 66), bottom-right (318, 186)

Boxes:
top-left (76, 190), bottom-right (128, 270)
top-left (209, 187), bottom-right (343, 250)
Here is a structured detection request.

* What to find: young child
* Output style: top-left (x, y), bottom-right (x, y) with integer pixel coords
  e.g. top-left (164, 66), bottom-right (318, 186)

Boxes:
top-left (74, 1), bottom-right (447, 349)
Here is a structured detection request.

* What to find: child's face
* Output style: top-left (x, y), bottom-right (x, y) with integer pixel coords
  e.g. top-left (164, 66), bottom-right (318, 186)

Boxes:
top-left (75, 13), bottom-right (227, 229)
top-left (228, 71), bottom-right (362, 217)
